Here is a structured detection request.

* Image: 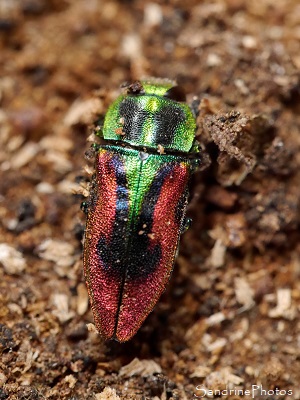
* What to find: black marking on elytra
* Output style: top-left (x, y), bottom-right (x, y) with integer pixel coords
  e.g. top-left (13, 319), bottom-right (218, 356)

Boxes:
top-left (96, 155), bottom-right (129, 276)
top-left (119, 98), bottom-right (148, 142)
top-left (124, 165), bottom-right (174, 280)
top-left (97, 161), bottom-right (180, 282)
top-left (154, 104), bottom-right (185, 146)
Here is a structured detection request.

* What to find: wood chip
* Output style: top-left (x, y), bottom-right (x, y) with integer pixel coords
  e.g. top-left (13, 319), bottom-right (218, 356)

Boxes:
top-left (37, 239), bottom-right (76, 267)
top-left (76, 282), bottom-right (89, 316)
top-left (234, 277), bottom-right (255, 310)
top-left (0, 243), bottom-right (26, 275)
top-left (95, 387), bottom-right (121, 400)
top-left (205, 312), bottom-right (226, 327)
top-left (63, 374), bottom-right (77, 389)
top-left (10, 142), bottom-right (40, 169)
top-left (205, 367), bottom-right (244, 389)
top-left (268, 288), bottom-right (296, 320)
top-left (51, 293), bottom-right (74, 323)
top-left (190, 365), bottom-right (211, 378)
top-left (64, 98), bottom-right (103, 126)
top-left (210, 239), bottom-right (226, 268)
top-left (119, 357), bottom-right (162, 377)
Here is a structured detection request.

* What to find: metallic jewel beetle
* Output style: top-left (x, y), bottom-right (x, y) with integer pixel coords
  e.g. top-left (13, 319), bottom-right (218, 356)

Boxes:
top-left (83, 79), bottom-right (201, 342)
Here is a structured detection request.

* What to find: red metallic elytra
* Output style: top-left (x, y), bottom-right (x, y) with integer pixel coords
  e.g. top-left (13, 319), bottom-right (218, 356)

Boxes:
top-left (83, 80), bottom-right (201, 341)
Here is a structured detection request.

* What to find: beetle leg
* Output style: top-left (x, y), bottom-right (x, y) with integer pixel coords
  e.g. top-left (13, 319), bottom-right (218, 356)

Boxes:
top-left (181, 217), bottom-right (192, 234)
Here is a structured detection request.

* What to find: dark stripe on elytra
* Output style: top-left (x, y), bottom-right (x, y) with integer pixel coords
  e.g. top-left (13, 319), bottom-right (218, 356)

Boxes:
top-left (97, 160), bottom-right (183, 281)
top-left (119, 98), bottom-right (148, 141)
top-left (153, 104), bottom-right (185, 146)
top-left (96, 155), bottom-right (129, 276)
top-left (125, 164), bottom-right (174, 280)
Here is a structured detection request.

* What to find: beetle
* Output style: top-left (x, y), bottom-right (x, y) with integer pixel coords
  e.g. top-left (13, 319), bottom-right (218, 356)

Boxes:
top-left (83, 79), bottom-right (201, 342)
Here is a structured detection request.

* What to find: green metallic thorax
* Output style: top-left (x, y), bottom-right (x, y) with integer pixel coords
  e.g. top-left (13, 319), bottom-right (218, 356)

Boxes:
top-left (102, 80), bottom-right (197, 153)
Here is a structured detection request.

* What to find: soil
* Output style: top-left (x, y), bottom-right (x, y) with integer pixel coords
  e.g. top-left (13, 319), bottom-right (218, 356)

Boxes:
top-left (0, 0), bottom-right (300, 399)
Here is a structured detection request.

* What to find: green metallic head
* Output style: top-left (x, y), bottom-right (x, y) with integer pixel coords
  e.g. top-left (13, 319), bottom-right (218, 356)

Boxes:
top-left (102, 79), bottom-right (197, 153)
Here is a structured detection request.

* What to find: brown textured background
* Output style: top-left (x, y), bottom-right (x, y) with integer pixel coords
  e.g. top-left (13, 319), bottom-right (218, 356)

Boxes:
top-left (0, 0), bottom-right (300, 399)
